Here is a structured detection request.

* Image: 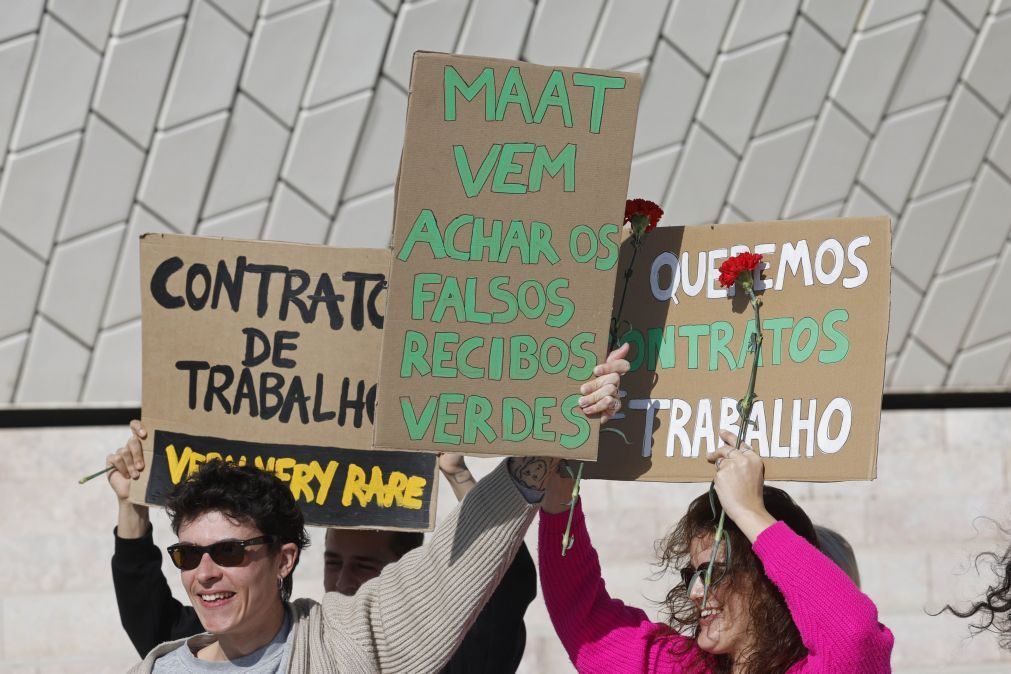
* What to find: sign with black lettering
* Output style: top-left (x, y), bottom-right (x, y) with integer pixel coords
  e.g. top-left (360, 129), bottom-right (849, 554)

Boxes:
top-left (132, 234), bottom-right (437, 530)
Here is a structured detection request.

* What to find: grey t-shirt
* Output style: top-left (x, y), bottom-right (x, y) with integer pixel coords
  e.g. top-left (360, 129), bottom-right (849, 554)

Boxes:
top-left (152, 612), bottom-right (293, 674)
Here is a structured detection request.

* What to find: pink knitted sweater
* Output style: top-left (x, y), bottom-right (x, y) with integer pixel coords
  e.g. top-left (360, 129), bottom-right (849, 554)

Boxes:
top-left (539, 503), bottom-right (893, 673)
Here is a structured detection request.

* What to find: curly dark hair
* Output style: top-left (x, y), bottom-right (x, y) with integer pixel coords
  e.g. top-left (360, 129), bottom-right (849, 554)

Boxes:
top-left (939, 540), bottom-right (1011, 648)
top-left (165, 459), bottom-right (311, 602)
top-left (656, 486), bottom-right (818, 674)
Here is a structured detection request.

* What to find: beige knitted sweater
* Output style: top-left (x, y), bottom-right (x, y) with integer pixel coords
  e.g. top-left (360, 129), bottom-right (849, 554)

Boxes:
top-left (128, 461), bottom-right (537, 673)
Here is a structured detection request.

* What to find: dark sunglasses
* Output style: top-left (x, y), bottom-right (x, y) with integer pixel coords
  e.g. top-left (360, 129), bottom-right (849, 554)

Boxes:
top-left (167, 535), bottom-right (274, 571)
top-left (680, 561), bottom-right (727, 589)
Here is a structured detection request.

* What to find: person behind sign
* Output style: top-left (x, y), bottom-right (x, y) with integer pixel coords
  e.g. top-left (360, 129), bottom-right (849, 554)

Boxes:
top-left (112, 346), bottom-right (628, 672)
top-left (814, 525), bottom-right (861, 588)
top-left (108, 435), bottom-right (536, 672)
top-left (537, 429), bottom-right (893, 673)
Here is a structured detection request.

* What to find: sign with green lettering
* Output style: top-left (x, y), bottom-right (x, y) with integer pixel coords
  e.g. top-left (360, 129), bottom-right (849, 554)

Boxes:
top-left (374, 53), bottom-right (642, 459)
top-left (585, 217), bottom-right (891, 482)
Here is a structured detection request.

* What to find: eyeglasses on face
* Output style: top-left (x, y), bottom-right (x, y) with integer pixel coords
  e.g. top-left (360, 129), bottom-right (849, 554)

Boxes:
top-left (166, 535), bottom-right (275, 571)
top-left (680, 561), bottom-right (728, 590)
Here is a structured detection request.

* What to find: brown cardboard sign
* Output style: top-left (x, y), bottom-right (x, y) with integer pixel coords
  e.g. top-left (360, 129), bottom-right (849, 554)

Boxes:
top-left (374, 52), bottom-right (642, 459)
top-left (584, 217), bottom-right (891, 482)
top-left (132, 234), bottom-right (438, 530)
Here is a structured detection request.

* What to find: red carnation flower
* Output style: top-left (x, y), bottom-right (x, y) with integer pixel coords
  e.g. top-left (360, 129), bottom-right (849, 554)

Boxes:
top-left (624, 198), bottom-right (663, 237)
top-left (718, 252), bottom-right (763, 290)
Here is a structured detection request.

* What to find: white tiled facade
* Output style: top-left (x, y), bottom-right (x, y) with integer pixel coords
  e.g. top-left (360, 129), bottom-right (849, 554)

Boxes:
top-left (0, 0), bottom-right (1009, 403)
top-left (1, 3), bottom-right (1010, 669)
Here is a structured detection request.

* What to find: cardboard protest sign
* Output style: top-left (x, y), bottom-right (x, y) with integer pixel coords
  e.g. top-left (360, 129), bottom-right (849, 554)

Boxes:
top-left (144, 431), bottom-right (435, 529)
top-left (584, 216), bottom-right (891, 482)
top-left (375, 52), bottom-right (642, 459)
top-left (132, 234), bottom-right (438, 530)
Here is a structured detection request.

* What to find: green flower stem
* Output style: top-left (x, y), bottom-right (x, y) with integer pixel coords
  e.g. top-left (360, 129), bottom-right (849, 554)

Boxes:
top-left (561, 234), bottom-right (642, 556)
top-left (560, 460), bottom-right (584, 556)
top-left (700, 286), bottom-right (763, 611)
top-left (78, 465), bottom-right (115, 484)
top-left (609, 235), bottom-right (641, 351)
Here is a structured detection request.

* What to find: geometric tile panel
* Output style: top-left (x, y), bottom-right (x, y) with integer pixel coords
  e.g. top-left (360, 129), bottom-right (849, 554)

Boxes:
top-left (829, 14), bottom-right (921, 132)
top-left (10, 16), bottom-right (100, 151)
top-left (102, 206), bottom-right (175, 329)
top-left (138, 112), bottom-right (229, 233)
top-left (58, 115), bottom-right (144, 241)
top-left (586, 0), bottom-right (669, 69)
top-left (754, 15), bottom-right (840, 136)
top-left (697, 35), bottom-right (787, 155)
top-left (240, 1), bottom-right (328, 126)
top-left (893, 182), bottom-right (972, 290)
top-left (663, 0), bottom-right (737, 73)
top-left (2, 0), bottom-right (1010, 404)
top-left (93, 18), bottom-right (185, 148)
top-left (456, 0), bottom-right (534, 62)
top-left (722, 0), bottom-right (799, 52)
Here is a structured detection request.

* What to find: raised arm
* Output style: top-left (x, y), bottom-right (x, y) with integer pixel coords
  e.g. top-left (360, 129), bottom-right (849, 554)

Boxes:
top-left (326, 346), bottom-right (631, 672)
top-left (539, 477), bottom-right (688, 671)
top-left (709, 431), bottom-right (893, 671)
top-left (325, 459), bottom-right (538, 672)
top-left (107, 421), bottom-right (202, 655)
top-left (537, 344), bottom-right (693, 670)
top-left (440, 540), bottom-right (537, 673)
top-left (438, 453), bottom-right (538, 673)
top-left (752, 523), bottom-right (893, 671)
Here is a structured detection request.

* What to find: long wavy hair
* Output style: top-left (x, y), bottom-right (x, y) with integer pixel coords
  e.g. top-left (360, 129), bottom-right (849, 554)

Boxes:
top-left (656, 486), bottom-right (819, 674)
top-left (940, 540), bottom-right (1011, 648)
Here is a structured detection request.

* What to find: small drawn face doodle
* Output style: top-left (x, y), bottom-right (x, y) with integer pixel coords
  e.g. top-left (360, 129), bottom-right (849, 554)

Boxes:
top-left (520, 459), bottom-right (547, 485)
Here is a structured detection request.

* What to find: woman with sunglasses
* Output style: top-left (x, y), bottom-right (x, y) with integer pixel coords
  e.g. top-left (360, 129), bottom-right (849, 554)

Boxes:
top-left (125, 347), bottom-right (630, 673)
top-left (538, 429), bottom-right (893, 673)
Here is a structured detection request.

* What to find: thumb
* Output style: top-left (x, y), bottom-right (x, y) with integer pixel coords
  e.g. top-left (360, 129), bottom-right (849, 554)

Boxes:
top-left (607, 342), bottom-right (630, 362)
top-left (719, 429), bottom-right (740, 448)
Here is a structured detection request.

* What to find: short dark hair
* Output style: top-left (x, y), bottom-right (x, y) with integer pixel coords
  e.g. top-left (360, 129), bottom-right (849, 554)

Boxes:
top-left (389, 531), bottom-right (424, 559)
top-left (165, 460), bottom-right (311, 602)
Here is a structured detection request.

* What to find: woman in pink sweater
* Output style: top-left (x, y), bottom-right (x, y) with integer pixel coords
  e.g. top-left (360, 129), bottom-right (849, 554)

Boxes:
top-left (538, 430), bottom-right (893, 673)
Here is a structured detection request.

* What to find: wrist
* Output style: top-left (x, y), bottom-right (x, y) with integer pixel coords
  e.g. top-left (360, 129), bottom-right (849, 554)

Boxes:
top-left (540, 495), bottom-right (577, 519)
top-left (441, 467), bottom-right (474, 484)
top-left (731, 508), bottom-right (776, 543)
top-left (117, 500), bottom-right (150, 539)
top-left (541, 494), bottom-right (573, 515)
top-left (443, 467), bottom-right (476, 502)
top-left (507, 457), bottom-right (558, 491)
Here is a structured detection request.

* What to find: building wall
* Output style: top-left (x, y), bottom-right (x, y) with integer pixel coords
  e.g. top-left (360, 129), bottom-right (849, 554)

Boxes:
top-left (1, 408), bottom-right (1010, 671)
top-left (0, 1), bottom-right (1010, 672)
top-left (0, 0), bottom-right (1010, 404)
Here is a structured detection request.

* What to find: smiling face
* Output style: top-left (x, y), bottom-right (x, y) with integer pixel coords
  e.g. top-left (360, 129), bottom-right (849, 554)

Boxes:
top-left (324, 529), bottom-right (400, 595)
top-left (688, 535), bottom-right (754, 659)
top-left (177, 511), bottom-right (295, 649)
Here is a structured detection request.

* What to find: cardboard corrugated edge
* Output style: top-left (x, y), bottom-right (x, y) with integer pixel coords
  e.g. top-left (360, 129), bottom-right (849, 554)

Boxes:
top-left (868, 215), bottom-right (893, 481)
